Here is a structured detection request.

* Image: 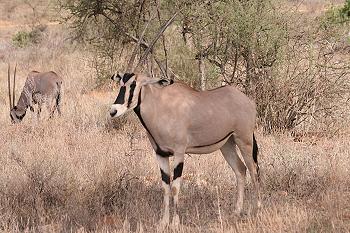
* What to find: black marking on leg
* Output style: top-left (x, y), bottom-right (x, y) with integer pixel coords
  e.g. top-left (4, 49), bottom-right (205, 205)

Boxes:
top-left (127, 81), bottom-right (136, 108)
top-left (114, 86), bottom-right (126, 104)
top-left (173, 162), bottom-right (184, 180)
top-left (134, 89), bottom-right (173, 158)
top-left (122, 73), bottom-right (135, 84)
top-left (160, 169), bottom-right (170, 185)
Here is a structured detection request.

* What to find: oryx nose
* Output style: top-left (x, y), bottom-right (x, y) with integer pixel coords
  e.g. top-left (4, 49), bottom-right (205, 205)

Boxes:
top-left (110, 109), bottom-right (117, 117)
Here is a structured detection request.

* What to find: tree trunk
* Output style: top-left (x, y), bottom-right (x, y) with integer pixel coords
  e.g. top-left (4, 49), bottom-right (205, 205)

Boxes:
top-left (198, 52), bottom-right (206, 90)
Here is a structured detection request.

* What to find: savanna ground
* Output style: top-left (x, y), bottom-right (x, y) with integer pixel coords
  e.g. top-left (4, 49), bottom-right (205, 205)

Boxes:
top-left (0, 0), bottom-right (350, 232)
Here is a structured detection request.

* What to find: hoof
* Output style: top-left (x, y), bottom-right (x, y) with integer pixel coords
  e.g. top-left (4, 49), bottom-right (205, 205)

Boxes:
top-left (257, 200), bottom-right (262, 209)
top-left (234, 209), bottom-right (247, 218)
top-left (157, 218), bottom-right (169, 231)
top-left (234, 208), bottom-right (242, 216)
top-left (171, 215), bottom-right (180, 227)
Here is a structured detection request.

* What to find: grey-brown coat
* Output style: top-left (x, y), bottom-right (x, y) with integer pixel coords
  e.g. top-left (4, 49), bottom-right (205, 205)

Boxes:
top-left (8, 69), bottom-right (63, 123)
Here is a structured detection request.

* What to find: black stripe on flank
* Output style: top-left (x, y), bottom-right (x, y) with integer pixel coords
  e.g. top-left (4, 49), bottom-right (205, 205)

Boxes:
top-left (173, 162), bottom-right (184, 180)
top-left (134, 88), bottom-right (173, 158)
top-left (122, 73), bottom-right (135, 84)
top-left (193, 132), bottom-right (233, 148)
top-left (160, 169), bottom-right (170, 185)
top-left (156, 147), bottom-right (173, 157)
top-left (114, 86), bottom-right (126, 104)
top-left (127, 81), bottom-right (136, 108)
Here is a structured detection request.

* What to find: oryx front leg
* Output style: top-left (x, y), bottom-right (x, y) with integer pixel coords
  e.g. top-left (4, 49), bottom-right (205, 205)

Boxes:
top-left (172, 153), bottom-right (184, 226)
top-left (220, 137), bottom-right (247, 215)
top-left (156, 154), bottom-right (171, 227)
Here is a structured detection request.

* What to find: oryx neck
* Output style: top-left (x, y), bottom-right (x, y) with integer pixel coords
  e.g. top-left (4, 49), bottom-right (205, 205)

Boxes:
top-left (133, 86), bottom-right (173, 157)
top-left (16, 92), bottom-right (29, 110)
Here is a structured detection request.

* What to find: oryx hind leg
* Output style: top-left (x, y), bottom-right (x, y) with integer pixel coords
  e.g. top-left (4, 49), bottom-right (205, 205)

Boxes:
top-left (48, 96), bottom-right (59, 118)
top-left (235, 134), bottom-right (261, 210)
top-left (220, 136), bottom-right (247, 215)
top-left (171, 153), bottom-right (184, 226)
top-left (156, 154), bottom-right (171, 227)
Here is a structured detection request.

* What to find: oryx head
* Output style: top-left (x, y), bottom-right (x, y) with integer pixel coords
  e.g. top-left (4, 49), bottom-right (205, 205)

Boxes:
top-left (110, 73), bottom-right (173, 117)
top-left (109, 12), bottom-right (177, 118)
top-left (10, 106), bottom-right (27, 123)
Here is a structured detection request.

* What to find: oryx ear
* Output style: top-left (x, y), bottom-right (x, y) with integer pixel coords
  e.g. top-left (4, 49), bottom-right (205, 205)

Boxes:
top-left (29, 106), bottom-right (34, 112)
top-left (141, 78), bottom-right (174, 87)
top-left (111, 73), bottom-right (123, 82)
top-left (158, 79), bottom-right (174, 86)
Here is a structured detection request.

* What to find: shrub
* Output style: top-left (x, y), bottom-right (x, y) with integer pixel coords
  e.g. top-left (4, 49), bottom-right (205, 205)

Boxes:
top-left (12, 24), bottom-right (47, 48)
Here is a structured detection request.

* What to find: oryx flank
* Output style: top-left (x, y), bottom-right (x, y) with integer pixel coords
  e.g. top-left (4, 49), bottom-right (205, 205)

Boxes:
top-left (110, 72), bottom-right (260, 226)
top-left (8, 65), bottom-right (63, 123)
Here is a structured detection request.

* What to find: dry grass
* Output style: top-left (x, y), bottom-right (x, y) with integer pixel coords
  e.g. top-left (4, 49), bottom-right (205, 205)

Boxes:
top-left (0, 1), bottom-right (350, 232)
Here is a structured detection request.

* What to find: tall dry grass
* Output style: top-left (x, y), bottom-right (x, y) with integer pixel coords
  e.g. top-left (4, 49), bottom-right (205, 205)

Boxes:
top-left (0, 1), bottom-right (350, 232)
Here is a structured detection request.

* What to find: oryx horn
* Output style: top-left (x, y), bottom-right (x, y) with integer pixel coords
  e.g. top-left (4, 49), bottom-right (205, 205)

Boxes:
top-left (125, 14), bottom-right (153, 72)
top-left (135, 11), bottom-right (179, 71)
top-left (7, 64), bottom-right (12, 110)
top-left (13, 63), bottom-right (17, 108)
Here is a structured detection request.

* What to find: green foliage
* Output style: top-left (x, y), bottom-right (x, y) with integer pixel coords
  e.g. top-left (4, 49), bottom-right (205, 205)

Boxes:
top-left (179, 0), bottom-right (287, 91)
top-left (12, 25), bottom-right (46, 48)
top-left (324, 0), bottom-right (350, 24)
top-left (58, 0), bottom-right (350, 133)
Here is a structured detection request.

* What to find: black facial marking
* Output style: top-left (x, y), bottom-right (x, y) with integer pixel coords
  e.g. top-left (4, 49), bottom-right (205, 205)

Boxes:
top-left (17, 113), bottom-right (25, 120)
top-left (173, 162), bottom-right (184, 180)
top-left (127, 81), bottom-right (136, 108)
top-left (11, 112), bottom-right (26, 123)
top-left (134, 88), bottom-right (173, 158)
top-left (114, 86), bottom-right (126, 104)
top-left (122, 73), bottom-right (135, 84)
top-left (160, 169), bottom-right (170, 185)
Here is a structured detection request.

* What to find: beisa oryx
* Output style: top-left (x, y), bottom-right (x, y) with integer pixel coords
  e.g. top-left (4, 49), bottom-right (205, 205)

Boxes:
top-left (109, 13), bottom-right (260, 227)
top-left (8, 64), bottom-right (63, 123)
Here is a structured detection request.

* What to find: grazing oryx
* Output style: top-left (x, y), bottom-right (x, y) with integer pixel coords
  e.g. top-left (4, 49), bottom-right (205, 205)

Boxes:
top-left (110, 72), bottom-right (260, 226)
top-left (8, 65), bottom-right (63, 123)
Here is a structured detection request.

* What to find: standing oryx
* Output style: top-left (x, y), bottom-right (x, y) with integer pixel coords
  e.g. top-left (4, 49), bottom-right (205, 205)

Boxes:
top-left (110, 73), bottom-right (260, 226)
top-left (109, 12), bottom-right (260, 227)
top-left (8, 65), bottom-right (63, 123)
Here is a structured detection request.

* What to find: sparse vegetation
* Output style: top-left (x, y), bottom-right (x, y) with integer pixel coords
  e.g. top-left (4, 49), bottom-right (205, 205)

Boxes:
top-left (0, 0), bottom-right (349, 232)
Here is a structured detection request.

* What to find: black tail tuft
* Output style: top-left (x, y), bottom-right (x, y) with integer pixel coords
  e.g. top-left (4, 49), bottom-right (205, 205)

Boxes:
top-left (253, 133), bottom-right (260, 181)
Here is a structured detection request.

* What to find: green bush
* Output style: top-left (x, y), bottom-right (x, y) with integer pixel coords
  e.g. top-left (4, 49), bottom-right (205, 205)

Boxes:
top-left (324, 0), bottom-right (350, 24)
top-left (12, 24), bottom-right (47, 48)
